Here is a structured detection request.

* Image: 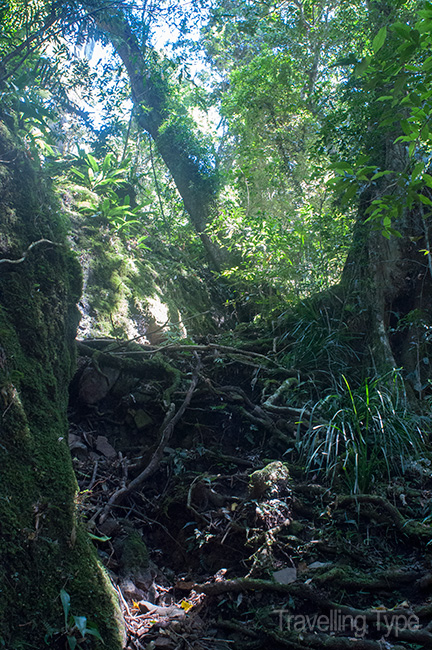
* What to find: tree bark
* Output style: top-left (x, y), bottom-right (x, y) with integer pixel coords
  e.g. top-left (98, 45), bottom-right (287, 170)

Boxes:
top-left (341, 177), bottom-right (432, 392)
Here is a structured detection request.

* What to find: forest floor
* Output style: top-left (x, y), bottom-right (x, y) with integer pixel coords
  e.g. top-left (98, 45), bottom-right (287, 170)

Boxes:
top-left (68, 333), bottom-right (432, 650)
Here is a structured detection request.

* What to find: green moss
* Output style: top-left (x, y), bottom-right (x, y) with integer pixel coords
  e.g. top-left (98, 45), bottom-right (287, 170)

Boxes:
top-left (67, 201), bottom-right (224, 340)
top-left (249, 461), bottom-right (291, 498)
top-left (121, 530), bottom-right (149, 572)
top-left (0, 119), bottom-right (123, 649)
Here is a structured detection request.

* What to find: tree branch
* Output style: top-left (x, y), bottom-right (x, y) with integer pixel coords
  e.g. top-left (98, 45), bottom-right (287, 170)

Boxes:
top-left (0, 239), bottom-right (62, 266)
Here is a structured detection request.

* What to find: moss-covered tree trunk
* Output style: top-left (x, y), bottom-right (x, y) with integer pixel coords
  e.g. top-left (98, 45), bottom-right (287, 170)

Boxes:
top-left (89, 7), bottom-right (227, 272)
top-left (340, 187), bottom-right (432, 392)
top-left (0, 120), bottom-right (123, 648)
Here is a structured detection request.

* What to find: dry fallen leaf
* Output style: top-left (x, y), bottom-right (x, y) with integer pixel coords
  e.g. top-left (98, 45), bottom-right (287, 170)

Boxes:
top-left (180, 599), bottom-right (193, 612)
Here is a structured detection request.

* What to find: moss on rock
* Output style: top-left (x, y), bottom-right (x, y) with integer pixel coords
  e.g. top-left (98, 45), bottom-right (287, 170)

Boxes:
top-left (121, 529), bottom-right (149, 573)
top-left (249, 461), bottom-right (291, 499)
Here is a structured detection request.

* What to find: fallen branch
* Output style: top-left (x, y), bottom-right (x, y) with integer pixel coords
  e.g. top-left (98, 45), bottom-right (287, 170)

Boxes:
top-left (191, 578), bottom-right (417, 625)
top-left (99, 354), bottom-right (201, 523)
top-left (267, 629), bottom-right (405, 650)
top-left (109, 342), bottom-right (289, 368)
top-left (313, 566), bottom-right (422, 590)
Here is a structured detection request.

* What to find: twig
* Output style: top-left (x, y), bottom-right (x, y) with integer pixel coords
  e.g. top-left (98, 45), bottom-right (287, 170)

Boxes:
top-left (114, 583), bottom-right (131, 618)
top-left (87, 461), bottom-right (98, 491)
top-left (0, 239), bottom-right (61, 265)
top-left (99, 354), bottom-right (201, 523)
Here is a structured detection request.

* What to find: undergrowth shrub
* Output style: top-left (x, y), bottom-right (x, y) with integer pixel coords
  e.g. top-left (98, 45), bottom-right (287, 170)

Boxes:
top-left (276, 300), bottom-right (359, 382)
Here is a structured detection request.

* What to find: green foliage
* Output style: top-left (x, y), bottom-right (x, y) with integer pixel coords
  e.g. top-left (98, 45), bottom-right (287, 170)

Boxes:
top-left (327, 2), bottom-right (432, 237)
top-left (69, 151), bottom-right (154, 245)
top-left (201, 0), bottom-right (371, 298)
top-left (44, 589), bottom-right (103, 649)
top-left (211, 200), bottom-right (351, 301)
top-left (276, 300), bottom-right (358, 377)
top-left (298, 372), bottom-right (424, 493)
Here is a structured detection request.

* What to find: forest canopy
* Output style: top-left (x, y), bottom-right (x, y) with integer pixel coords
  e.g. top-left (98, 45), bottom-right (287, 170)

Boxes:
top-left (4, 0), bottom-right (432, 383)
top-left (2, 0), bottom-right (431, 301)
top-left (1, 0), bottom-right (376, 296)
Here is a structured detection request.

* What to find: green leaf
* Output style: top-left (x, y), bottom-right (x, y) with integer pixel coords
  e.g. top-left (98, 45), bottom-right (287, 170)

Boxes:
top-left (88, 533), bottom-right (111, 542)
top-left (67, 638), bottom-right (77, 650)
top-left (85, 625), bottom-right (104, 642)
top-left (372, 27), bottom-right (387, 53)
top-left (400, 119), bottom-right (411, 136)
top-left (355, 56), bottom-right (371, 77)
top-left (371, 171), bottom-right (392, 180)
top-left (115, 220), bottom-right (140, 231)
top-left (357, 155), bottom-right (370, 165)
top-left (392, 22), bottom-right (412, 39)
top-left (417, 193), bottom-right (432, 206)
top-left (422, 56), bottom-right (432, 72)
top-left (423, 174), bottom-right (432, 189)
top-left (71, 167), bottom-right (86, 181)
top-left (412, 162), bottom-right (425, 179)
top-left (73, 615), bottom-right (87, 636)
top-left (86, 153), bottom-right (99, 173)
top-left (331, 162), bottom-right (353, 174)
top-left (102, 153), bottom-right (114, 173)
top-left (342, 184), bottom-right (358, 204)
top-left (421, 125), bottom-right (430, 140)
top-left (60, 590), bottom-right (70, 627)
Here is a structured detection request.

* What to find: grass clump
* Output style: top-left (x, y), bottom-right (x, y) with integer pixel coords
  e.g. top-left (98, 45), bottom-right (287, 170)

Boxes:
top-left (297, 371), bottom-right (425, 493)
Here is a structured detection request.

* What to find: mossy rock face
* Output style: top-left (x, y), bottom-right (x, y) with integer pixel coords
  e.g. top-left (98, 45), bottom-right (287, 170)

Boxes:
top-left (66, 193), bottom-right (229, 341)
top-left (0, 120), bottom-right (124, 648)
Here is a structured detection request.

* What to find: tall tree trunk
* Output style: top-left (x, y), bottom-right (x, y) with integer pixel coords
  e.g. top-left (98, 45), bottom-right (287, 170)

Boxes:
top-left (0, 118), bottom-right (124, 648)
top-left (340, 149), bottom-right (432, 394)
top-left (91, 8), bottom-right (226, 272)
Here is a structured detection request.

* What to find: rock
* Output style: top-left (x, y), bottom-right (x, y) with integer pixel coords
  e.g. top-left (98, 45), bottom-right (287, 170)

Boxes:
top-left (249, 461), bottom-right (291, 498)
top-left (79, 365), bottom-right (120, 404)
top-left (98, 517), bottom-right (120, 537)
top-left (96, 435), bottom-right (117, 459)
top-left (68, 433), bottom-right (88, 460)
top-left (130, 408), bottom-right (153, 430)
top-left (273, 567), bottom-right (297, 584)
top-left (121, 530), bottom-right (149, 572)
top-left (119, 578), bottom-right (145, 601)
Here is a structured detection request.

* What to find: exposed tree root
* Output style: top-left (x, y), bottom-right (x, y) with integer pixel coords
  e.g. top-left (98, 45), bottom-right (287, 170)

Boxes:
top-left (69, 335), bottom-right (432, 650)
top-left (335, 494), bottom-right (432, 543)
top-left (267, 629), bottom-right (406, 650)
top-left (99, 354), bottom-right (201, 523)
top-left (0, 238), bottom-right (62, 265)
